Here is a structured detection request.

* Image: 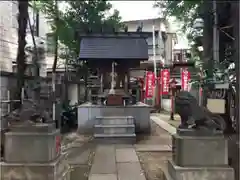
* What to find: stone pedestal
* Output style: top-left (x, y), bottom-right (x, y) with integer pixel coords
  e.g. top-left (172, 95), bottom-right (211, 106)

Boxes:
top-left (1, 123), bottom-right (70, 180)
top-left (168, 130), bottom-right (235, 180)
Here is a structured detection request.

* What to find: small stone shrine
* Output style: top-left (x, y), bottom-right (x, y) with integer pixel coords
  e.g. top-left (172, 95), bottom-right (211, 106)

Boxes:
top-left (1, 101), bottom-right (70, 180)
top-left (167, 91), bottom-right (234, 180)
top-left (77, 31), bottom-right (151, 143)
top-left (79, 32), bottom-right (149, 106)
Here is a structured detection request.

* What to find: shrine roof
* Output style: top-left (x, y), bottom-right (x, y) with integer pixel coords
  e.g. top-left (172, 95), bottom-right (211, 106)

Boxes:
top-left (78, 32), bottom-right (149, 61)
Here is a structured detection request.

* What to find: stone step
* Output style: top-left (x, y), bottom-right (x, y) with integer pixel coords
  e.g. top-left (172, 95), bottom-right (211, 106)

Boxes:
top-left (95, 116), bottom-right (134, 125)
top-left (94, 124), bottom-right (135, 134)
top-left (101, 108), bottom-right (126, 116)
top-left (94, 134), bottom-right (136, 144)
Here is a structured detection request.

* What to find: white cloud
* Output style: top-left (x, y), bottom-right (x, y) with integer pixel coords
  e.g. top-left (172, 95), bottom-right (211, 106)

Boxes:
top-left (110, 1), bottom-right (160, 21)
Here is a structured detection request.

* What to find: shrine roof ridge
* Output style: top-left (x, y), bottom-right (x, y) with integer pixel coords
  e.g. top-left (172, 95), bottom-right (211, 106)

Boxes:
top-left (78, 31), bottom-right (150, 38)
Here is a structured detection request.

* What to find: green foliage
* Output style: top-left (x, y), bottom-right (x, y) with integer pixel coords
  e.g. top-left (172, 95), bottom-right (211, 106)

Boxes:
top-left (32, 0), bottom-right (124, 61)
top-left (155, 0), bottom-right (203, 47)
top-left (154, 0), bottom-right (202, 33)
top-left (154, 0), bottom-right (204, 69)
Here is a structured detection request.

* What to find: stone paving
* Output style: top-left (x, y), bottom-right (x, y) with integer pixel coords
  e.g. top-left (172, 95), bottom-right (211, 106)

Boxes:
top-left (63, 116), bottom-right (174, 180)
top-left (151, 113), bottom-right (181, 128)
top-left (89, 145), bottom-right (146, 180)
top-left (150, 114), bottom-right (177, 135)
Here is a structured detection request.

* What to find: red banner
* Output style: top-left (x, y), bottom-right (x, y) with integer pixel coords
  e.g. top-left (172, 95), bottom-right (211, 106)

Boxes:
top-left (181, 69), bottom-right (190, 91)
top-left (55, 136), bottom-right (61, 154)
top-left (145, 71), bottom-right (155, 98)
top-left (161, 69), bottom-right (170, 95)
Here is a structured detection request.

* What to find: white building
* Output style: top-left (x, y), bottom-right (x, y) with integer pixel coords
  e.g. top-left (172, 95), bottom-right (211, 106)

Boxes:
top-left (123, 17), bottom-right (177, 64)
top-left (0, 1), bottom-right (18, 72)
top-left (0, 1), bottom-right (82, 106)
top-left (0, 1), bottom-right (62, 77)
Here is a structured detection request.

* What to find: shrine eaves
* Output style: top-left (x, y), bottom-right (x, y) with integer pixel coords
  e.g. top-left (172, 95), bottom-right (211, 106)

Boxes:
top-left (78, 32), bottom-right (149, 61)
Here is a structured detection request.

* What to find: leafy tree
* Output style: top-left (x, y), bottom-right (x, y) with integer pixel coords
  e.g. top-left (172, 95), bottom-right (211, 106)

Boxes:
top-left (154, 1), bottom-right (215, 76)
top-left (33, 0), bottom-right (123, 61)
top-left (31, 0), bottom-right (60, 122)
top-left (154, 1), bottom-right (202, 43)
top-left (32, 0), bottom-right (123, 101)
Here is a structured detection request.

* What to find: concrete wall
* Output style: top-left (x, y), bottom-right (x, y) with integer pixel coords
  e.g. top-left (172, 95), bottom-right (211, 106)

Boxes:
top-left (0, 1), bottom-right (18, 72)
top-left (68, 84), bottom-right (78, 105)
top-left (0, 76), bottom-right (9, 130)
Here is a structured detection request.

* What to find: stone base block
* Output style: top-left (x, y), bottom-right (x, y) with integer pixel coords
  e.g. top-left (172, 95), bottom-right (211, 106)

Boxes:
top-left (172, 134), bottom-right (228, 167)
top-left (176, 128), bottom-right (223, 136)
top-left (4, 128), bottom-right (60, 163)
top-left (95, 116), bottom-right (134, 125)
top-left (0, 155), bottom-right (70, 180)
top-left (168, 160), bottom-right (234, 180)
top-left (102, 107), bottom-right (126, 116)
top-left (9, 123), bottom-right (55, 133)
top-left (94, 124), bottom-right (135, 134)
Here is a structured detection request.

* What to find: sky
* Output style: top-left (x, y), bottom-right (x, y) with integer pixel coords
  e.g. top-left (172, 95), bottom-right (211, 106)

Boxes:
top-left (110, 1), bottom-right (160, 21)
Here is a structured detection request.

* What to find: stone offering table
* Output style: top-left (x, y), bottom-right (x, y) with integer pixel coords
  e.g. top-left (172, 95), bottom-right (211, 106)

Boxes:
top-left (168, 129), bottom-right (235, 180)
top-left (1, 123), bottom-right (70, 180)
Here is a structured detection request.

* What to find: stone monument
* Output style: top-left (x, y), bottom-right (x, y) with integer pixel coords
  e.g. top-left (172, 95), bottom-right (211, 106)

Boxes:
top-left (167, 91), bottom-right (235, 180)
top-left (0, 101), bottom-right (70, 180)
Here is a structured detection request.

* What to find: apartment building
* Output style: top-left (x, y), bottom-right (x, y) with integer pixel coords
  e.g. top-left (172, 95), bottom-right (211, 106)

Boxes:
top-left (0, 1), bottom-right (18, 72)
top-left (0, 1), bottom-right (56, 77)
top-left (123, 18), bottom-right (178, 64)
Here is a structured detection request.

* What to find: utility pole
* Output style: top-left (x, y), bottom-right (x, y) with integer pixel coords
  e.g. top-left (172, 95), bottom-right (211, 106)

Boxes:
top-left (213, 1), bottom-right (219, 69)
top-left (235, 2), bottom-right (240, 179)
top-left (234, 1), bottom-right (239, 137)
top-left (152, 24), bottom-right (157, 106)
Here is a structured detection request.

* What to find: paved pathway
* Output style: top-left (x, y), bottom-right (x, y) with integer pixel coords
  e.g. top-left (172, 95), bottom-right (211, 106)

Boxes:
top-left (89, 145), bottom-right (146, 180)
top-left (150, 115), bottom-right (176, 135)
top-left (65, 115), bottom-right (175, 180)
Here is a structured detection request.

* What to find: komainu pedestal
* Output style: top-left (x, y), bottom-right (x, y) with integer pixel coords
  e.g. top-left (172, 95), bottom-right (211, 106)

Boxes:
top-left (168, 129), bottom-right (235, 180)
top-left (1, 123), bottom-right (70, 180)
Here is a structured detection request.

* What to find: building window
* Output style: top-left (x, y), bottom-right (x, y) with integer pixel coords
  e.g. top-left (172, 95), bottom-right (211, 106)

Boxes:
top-left (46, 33), bottom-right (55, 54)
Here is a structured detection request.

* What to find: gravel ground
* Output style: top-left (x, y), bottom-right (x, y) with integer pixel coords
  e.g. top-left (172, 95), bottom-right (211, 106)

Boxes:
top-left (61, 133), bottom-right (95, 180)
top-left (136, 121), bottom-right (172, 180)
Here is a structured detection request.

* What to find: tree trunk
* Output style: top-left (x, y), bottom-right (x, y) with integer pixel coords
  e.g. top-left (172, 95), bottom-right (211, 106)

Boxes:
top-left (202, 0), bottom-right (213, 77)
top-left (202, 0), bottom-right (213, 106)
top-left (28, 12), bottom-right (40, 104)
top-left (52, 0), bottom-right (59, 126)
top-left (14, 1), bottom-right (29, 109)
top-left (233, 1), bottom-right (239, 136)
top-left (52, 0), bottom-right (59, 73)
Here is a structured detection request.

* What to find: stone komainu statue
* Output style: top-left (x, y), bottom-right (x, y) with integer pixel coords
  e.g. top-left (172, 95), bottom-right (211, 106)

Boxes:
top-left (175, 91), bottom-right (226, 131)
top-left (3, 100), bottom-right (52, 126)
